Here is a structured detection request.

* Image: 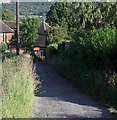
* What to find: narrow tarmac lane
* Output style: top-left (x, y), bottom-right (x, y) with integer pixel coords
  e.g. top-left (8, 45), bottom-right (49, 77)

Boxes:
top-left (31, 61), bottom-right (112, 118)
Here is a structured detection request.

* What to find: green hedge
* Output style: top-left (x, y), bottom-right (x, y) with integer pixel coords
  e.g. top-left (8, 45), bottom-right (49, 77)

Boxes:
top-left (47, 27), bottom-right (117, 109)
top-left (79, 26), bottom-right (117, 68)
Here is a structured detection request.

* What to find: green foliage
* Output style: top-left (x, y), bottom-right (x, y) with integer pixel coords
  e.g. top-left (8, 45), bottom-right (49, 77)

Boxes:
top-left (79, 27), bottom-right (117, 68)
top-left (46, 46), bottom-right (58, 58)
top-left (45, 1), bottom-right (117, 109)
top-left (88, 27), bottom-right (116, 53)
top-left (2, 51), bottom-right (17, 62)
top-left (1, 42), bottom-right (8, 53)
top-left (46, 2), bottom-right (117, 31)
top-left (48, 44), bottom-right (117, 109)
top-left (20, 17), bottom-right (39, 49)
top-left (46, 25), bottom-right (69, 45)
top-left (33, 53), bottom-right (43, 61)
top-left (3, 2), bottom-right (53, 17)
top-left (100, 2), bottom-right (117, 27)
top-left (2, 55), bottom-right (36, 118)
top-left (2, 8), bottom-right (15, 20)
top-left (47, 26), bottom-right (117, 108)
top-left (46, 2), bottom-right (73, 27)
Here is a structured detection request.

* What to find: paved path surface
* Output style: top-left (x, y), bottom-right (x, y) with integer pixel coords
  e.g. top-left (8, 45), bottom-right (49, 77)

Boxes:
top-left (31, 61), bottom-right (112, 118)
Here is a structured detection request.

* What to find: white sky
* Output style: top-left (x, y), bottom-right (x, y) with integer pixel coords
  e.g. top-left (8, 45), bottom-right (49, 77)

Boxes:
top-left (0, 0), bottom-right (11, 3)
top-left (0, 0), bottom-right (116, 3)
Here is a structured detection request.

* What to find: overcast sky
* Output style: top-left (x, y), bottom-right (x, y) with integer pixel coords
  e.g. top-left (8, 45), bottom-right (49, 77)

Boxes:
top-left (0, 0), bottom-right (51, 3)
top-left (0, 0), bottom-right (116, 3)
top-left (0, 0), bottom-right (11, 3)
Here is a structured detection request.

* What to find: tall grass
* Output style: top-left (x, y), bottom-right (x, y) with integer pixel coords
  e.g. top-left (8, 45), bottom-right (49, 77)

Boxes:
top-left (2, 54), bottom-right (36, 118)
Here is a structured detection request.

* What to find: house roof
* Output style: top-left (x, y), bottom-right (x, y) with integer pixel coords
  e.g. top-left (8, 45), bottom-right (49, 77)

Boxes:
top-left (34, 20), bottom-right (51, 47)
top-left (0, 20), bottom-right (14, 33)
top-left (4, 21), bottom-right (16, 30)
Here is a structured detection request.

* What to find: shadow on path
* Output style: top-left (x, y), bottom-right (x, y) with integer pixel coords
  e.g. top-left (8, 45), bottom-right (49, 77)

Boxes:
top-left (32, 61), bottom-right (113, 118)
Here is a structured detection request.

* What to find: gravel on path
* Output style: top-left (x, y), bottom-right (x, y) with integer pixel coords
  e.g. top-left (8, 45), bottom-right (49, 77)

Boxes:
top-left (31, 61), bottom-right (113, 118)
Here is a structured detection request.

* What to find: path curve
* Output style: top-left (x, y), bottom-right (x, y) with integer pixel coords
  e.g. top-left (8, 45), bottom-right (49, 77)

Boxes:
top-left (31, 61), bottom-right (112, 118)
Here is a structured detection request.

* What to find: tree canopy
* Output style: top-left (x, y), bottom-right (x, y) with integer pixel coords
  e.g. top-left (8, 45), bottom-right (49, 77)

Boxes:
top-left (20, 17), bottom-right (39, 49)
top-left (46, 2), bottom-right (117, 46)
top-left (46, 2), bottom-right (117, 30)
top-left (2, 8), bottom-right (15, 20)
top-left (45, 1), bottom-right (117, 110)
top-left (46, 25), bottom-right (69, 46)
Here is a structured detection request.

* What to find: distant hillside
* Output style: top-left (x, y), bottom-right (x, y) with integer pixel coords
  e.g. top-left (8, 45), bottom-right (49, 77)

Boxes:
top-left (2, 2), bottom-right (53, 16)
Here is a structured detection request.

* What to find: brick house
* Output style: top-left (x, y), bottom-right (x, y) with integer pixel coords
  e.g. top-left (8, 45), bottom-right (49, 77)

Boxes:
top-left (3, 21), bottom-right (26, 53)
top-left (0, 20), bottom-right (14, 43)
top-left (34, 19), bottom-right (51, 58)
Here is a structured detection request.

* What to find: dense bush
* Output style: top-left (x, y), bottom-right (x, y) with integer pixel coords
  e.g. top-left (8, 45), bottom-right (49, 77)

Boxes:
top-left (46, 46), bottom-right (58, 58)
top-left (2, 55), bottom-right (36, 118)
top-left (79, 27), bottom-right (117, 68)
top-left (49, 49), bottom-right (117, 109)
top-left (2, 51), bottom-right (17, 62)
top-left (47, 27), bottom-right (117, 109)
top-left (1, 42), bottom-right (8, 53)
top-left (45, 1), bottom-right (117, 110)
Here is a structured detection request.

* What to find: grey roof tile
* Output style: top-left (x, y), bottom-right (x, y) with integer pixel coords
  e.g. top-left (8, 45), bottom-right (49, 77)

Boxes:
top-left (0, 20), bottom-right (14, 33)
top-left (34, 21), bottom-right (51, 47)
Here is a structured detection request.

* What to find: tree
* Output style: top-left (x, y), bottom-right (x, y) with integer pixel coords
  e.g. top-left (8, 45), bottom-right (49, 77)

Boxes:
top-left (46, 25), bottom-right (69, 46)
top-left (46, 2), bottom-right (117, 30)
top-left (46, 2), bottom-right (73, 28)
top-left (20, 17), bottom-right (39, 49)
top-left (2, 8), bottom-right (15, 20)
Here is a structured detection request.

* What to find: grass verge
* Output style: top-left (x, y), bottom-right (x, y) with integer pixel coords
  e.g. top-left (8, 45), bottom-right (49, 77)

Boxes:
top-left (2, 54), bottom-right (36, 118)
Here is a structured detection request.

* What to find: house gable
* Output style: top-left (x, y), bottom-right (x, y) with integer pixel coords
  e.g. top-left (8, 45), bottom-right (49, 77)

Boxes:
top-left (34, 20), bottom-right (51, 48)
top-left (0, 20), bottom-right (14, 43)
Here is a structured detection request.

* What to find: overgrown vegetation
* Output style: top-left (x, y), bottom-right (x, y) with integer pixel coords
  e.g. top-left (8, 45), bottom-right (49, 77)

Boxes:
top-left (2, 55), bottom-right (36, 118)
top-left (47, 27), bottom-right (117, 108)
top-left (46, 2), bottom-right (117, 109)
top-left (20, 17), bottom-right (39, 49)
top-left (0, 42), bottom-right (16, 61)
top-left (1, 42), bottom-right (8, 53)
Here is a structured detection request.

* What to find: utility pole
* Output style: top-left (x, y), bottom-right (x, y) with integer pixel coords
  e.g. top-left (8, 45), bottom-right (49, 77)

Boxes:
top-left (16, 0), bottom-right (19, 55)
